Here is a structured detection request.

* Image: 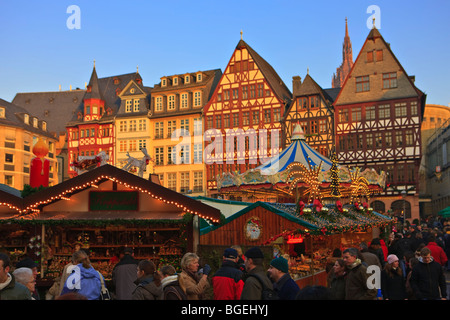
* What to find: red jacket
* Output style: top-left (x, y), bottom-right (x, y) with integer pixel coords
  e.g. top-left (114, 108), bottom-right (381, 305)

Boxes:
top-left (212, 260), bottom-right (244, 300)
top-left (426, 242), bottom-right (448, 266)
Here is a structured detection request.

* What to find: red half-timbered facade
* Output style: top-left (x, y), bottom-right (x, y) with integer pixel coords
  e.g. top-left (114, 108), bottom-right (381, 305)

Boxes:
top-left (66, 66), bottom-right (143, 178)
top-left (333, 26), bottom-right (426, 222)
top-left (203, 38), bottom-right (292, 193)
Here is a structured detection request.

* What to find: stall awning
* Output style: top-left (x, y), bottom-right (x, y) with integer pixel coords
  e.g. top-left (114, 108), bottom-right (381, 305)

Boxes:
top-left (438, 206), bottom-right (450, 218)
top-left (27, 211), bottom-right (184, 221)
top-left (0, 165), bottom-right (221, 224)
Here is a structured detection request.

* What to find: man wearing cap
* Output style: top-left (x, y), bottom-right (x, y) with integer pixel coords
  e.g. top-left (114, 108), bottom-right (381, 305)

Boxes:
top-left (240, 247), bottom-right (272, 300)
top-left (212, 248), bottom-right (244, 300)
top-left (267, 257), bottom-right (299, 300)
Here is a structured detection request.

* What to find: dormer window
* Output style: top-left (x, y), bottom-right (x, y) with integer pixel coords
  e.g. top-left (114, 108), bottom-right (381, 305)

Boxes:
top-left (162, 78), bottom-right (167, 87)
top-left (33, 118), bottom-right (38, 128)
top-left (196, 73), bottom-right (202, 82)
top-left (185, 75), bottom-right (190, 84)
top-left (0, 107), bottom-right (5, 118)
top-left (42, 121), bottom-right (47, 131)
top-left (173, 77), bottom-right (178, 85)
top-left (24, 114), bottom-right (29, 124)
top-left (126, 100), bottom-right (132, 112)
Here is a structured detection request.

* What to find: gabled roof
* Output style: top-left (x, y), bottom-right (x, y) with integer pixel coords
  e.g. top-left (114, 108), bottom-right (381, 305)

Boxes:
top-left (296, 74), bottom-right (336, 105)
top-left (200, 201), bottom-right (319, 235)
top-left (0, 164), bottom-right (221, 223)
top-left (237, 40), bottom-right (292, 103)
top-left (67, 70), bottom-right (144, 125)
top-left (334, 26), bottom-right (426, 109)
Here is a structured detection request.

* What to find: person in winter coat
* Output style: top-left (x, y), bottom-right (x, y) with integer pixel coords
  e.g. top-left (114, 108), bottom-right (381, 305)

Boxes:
top-left (132, 260), bottom-right (162, 300)
top-left (410, 247), bottom-right (447, 300)
top-left (240, 247), bottom-right (273, 300)
top-left (12, 268), bottom-right (36, 300)
top-left (212, 248), bottom-right (244, 300)
top-left (342, 248), bottom-right (377, 300)
top-left (0, 253), bottom-right (31, 300)
top-left (179, 252), bottom-right (210, 300)
top-left (112, 247), bottom-right (138, 300)
top-left (380, 254), bottom-right (407, 300)
top-left (160, 265), bottom-right (187, 300)
top-left (328, 258), bottom-right (346, 300)
top-left (425, 235), bottom-right (448, 267)
top-left (61, 255), bottom-right (104, 300)
top-left (369, 238), bottom-right (386, 268)
top-left (267, 256), bottom-right (299, 300)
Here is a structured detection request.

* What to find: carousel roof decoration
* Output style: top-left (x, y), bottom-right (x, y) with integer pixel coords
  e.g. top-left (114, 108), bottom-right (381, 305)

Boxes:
top-left (0, 164), bottom-right (221, 224)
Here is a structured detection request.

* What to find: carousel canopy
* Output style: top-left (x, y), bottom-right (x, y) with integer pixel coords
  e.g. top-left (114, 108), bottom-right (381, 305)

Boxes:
top-left (256, 125), bottom-right (332, 175)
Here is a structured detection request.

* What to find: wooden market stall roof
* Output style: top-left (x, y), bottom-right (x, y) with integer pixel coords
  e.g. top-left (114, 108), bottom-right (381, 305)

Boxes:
top-left (0, 164), bottom-right (221, 224)
top-left (200, 201), bottom-right (393, 246)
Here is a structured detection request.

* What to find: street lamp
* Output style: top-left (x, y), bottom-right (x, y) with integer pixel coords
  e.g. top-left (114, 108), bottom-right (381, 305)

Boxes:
top-left (401, 190), bottom-right (407, 227)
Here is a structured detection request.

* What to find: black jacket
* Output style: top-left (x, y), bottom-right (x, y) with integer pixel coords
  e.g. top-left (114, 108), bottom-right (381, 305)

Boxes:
top-left (410, 258), bottom-right (447, 300)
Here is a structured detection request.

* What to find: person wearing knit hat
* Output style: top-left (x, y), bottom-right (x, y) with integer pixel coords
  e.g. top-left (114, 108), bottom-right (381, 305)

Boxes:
top-left (267, 257), bottom-right (299, 300)
top-left (380, 254), bottom-right (407, 300)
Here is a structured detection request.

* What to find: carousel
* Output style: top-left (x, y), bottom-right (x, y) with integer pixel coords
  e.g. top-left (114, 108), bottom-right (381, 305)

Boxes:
top-left (217, 124), bottom-right (387, 205)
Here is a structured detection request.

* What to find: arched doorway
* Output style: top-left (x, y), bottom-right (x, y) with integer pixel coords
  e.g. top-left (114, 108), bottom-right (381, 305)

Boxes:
top-left (391, 200), bottom-right (411, 220)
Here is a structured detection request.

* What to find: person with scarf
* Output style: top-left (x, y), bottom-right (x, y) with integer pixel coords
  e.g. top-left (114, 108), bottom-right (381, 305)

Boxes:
top-left (342, 247), bottom-right (377, 300)
top-left (380, 254), bottom-right (407, 300)
top-left (0, 253), bottom-right (31, 300)
top-left (160, 264), bottom-right (187, 300)
top-left (179, 252), bottom-right (210, 300)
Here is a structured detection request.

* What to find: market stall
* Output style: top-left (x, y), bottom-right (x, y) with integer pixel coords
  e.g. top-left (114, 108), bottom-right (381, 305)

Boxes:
top-left (0, 164), bottom-right (221, 292)
top-left (200, 200), bottom-right (392, 287)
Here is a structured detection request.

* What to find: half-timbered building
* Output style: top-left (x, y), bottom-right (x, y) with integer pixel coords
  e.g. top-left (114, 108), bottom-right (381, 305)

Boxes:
top-left (283, 74), bottom-right (338, 158)
top-left (333, 25), bottom-right (426, 222)
top-left (66, 64), bottom-right (143, 178)
top-left (203, 36), bottom-right (292, 193)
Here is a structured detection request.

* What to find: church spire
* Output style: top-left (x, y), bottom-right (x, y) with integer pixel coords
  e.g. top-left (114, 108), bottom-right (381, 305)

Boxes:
top-left (332, 18), bottom-right (354, 88)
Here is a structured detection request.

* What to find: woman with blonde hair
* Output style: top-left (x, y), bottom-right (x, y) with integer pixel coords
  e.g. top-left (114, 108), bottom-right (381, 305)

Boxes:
top-left (179, 252), bottom-right (211, 300)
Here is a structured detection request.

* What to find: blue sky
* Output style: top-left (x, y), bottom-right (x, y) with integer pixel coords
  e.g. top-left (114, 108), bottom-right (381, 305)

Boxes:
top-left (0, 0), bottom-right (449, 105)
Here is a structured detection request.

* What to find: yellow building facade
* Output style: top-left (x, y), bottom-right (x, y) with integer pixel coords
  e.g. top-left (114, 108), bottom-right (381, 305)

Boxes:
top-left (0, 99), bottom-right (58, 191)
top-left (148, 69), bottom-right (222, 195)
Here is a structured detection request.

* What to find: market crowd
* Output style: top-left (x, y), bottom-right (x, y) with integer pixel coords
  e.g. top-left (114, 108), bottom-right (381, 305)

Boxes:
top-left (1, 217), bottom-right (449, 300)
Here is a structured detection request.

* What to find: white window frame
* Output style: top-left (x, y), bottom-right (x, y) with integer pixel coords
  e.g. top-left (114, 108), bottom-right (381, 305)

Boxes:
top-left (168, 95), bottom-right (175, 110)
top-left (181, 93), bottom-right (188, 109)
top-left (133, 99), bottom-right (140, 112)
top-left (194, 91), bottom-right (201, 107)
top-left (155, 96), bottom-right (163, 112)
top-left (126, 100), bottom-right (132, 112)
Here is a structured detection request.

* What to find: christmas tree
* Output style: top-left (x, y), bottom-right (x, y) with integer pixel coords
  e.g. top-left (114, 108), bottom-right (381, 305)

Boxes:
top-left (330, 151), bottom-right (341, 197)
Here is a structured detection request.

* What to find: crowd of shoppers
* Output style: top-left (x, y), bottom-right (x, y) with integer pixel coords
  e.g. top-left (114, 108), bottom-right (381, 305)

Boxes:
top-left (1, 217), bottom-right (449, 300)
